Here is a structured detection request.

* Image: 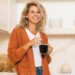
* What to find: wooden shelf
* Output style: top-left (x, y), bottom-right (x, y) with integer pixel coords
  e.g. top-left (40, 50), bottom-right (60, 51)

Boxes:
top-left (44, 28), bottom-right (75, 36)
top-left (0, 72), bottom-right (17, 75)
top-left (0, 28), bottom-right (10, 35)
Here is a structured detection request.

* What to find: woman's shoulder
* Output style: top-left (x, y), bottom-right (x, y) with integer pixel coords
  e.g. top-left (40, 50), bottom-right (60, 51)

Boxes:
top-left (40, 31), bottom-right (47, 35)
top-left (40, 31), bottom-right (47, 37)
top-left (11, 26), bottom-right (24, 34)
top-left (12, 24), bottom-right (24, 31)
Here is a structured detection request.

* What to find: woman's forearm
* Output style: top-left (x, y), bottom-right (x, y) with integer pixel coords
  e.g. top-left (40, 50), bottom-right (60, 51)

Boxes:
top-left (23, 42), bottom-right (32, 50)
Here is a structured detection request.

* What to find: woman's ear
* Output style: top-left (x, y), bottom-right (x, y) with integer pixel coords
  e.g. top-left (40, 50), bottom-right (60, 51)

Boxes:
top-left (25, 16), bottom-right (28, 18)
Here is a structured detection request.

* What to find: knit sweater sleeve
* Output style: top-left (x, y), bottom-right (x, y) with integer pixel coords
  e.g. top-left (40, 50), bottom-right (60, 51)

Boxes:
top-left (8, 28), bottom-right (27, 64)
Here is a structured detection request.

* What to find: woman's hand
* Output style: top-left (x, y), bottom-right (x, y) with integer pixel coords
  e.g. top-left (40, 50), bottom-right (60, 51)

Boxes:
top-left (23, 37), bottom-right (42, 51)
top-left (29, 37), bottom-right (42, 46)
top-left (47, 44), bottom-right (53, 54)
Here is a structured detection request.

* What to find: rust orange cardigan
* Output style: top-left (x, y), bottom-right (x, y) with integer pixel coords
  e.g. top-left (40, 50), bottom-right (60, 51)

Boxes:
top-left (8, 28), bottom-right (52, 75)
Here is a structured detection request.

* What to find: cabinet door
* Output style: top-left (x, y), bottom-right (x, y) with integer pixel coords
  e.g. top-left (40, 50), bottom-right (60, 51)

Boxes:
top-left (0, 0), bottom-right (17, 32)
top-left (0, 0), bottom-right (8, 31)
top-left (8, 0), bottom-right (17, 33)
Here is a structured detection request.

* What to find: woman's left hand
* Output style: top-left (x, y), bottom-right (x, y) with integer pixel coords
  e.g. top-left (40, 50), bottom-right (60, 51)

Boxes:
top-left (47, 44), bottom-right (53, 54)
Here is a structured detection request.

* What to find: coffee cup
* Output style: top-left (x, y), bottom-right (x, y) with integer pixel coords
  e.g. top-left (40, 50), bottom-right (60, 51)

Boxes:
top-left (39, 44), bottom-right (48, 54)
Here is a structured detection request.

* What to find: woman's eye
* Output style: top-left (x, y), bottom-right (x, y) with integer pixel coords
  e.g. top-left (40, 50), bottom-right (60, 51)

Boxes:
top-left (31, 11), bottom-right (34, 13)
top-left (37, 11), bottom-right (40, 13)
top-left (30, 11), bottom-right (40, 13)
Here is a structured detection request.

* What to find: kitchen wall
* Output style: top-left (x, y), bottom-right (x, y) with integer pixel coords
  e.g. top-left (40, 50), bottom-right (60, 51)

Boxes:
top-left (48, 36), bottom-right (75, 74)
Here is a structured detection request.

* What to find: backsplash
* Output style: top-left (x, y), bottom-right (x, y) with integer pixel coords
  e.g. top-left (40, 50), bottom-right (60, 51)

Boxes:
top-left (48, 36), bottom-right (75, 74)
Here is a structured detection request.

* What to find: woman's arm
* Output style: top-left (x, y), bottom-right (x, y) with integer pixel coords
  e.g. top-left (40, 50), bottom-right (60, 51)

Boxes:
top-left (8, 29), bottom-right (31, 64)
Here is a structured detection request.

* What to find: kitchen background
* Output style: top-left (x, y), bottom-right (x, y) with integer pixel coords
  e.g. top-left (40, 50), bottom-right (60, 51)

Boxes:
top-left (0, 0), bottom-right (75, 75)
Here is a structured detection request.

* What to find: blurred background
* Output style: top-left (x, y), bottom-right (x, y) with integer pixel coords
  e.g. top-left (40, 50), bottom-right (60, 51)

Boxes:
top-left (0, 0), bottom-right (75, 75)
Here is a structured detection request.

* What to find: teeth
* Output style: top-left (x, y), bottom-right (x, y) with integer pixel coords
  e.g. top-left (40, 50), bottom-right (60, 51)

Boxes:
top-left (33, 17), bottom-right (38, 20)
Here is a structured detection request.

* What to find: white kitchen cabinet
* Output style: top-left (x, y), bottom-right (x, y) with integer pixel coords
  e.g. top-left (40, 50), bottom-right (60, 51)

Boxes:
top-left (0, 0), bottom-right (8, 31)
top-left (0, 0), bottom-right (17, 33)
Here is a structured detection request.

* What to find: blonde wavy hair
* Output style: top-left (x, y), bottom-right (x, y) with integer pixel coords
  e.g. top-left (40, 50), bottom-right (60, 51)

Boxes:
top-left (18, 1), bottom-right (47, 31)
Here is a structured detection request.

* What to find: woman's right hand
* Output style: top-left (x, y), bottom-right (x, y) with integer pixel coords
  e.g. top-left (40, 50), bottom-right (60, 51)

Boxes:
top-left (29, 37), bottom-right (42, 46)
top-left (23, 37), bottom-right (42, 51)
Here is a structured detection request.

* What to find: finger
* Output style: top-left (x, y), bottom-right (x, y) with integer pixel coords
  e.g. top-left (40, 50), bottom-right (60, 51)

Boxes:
top-left (48, 46), bottom-right (53, 52)
top-left (48, 43), bottom-right (51, 46)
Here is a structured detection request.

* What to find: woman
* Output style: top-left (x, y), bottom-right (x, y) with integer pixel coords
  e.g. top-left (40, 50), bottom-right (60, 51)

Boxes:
top-left (8, 1), bottom-right (53, 75)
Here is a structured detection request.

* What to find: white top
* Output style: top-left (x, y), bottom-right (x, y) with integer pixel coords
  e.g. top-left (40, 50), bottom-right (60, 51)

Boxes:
top-left (25, 28), bottom-right (42, 67)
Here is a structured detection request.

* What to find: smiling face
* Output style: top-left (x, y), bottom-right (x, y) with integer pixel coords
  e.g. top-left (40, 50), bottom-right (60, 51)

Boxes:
top-left (27, 5), bottom-right (41, 25)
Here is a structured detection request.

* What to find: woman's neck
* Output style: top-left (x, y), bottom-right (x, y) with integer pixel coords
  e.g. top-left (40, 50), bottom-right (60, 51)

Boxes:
top-left (27, 23), bottom-right (37, 35)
